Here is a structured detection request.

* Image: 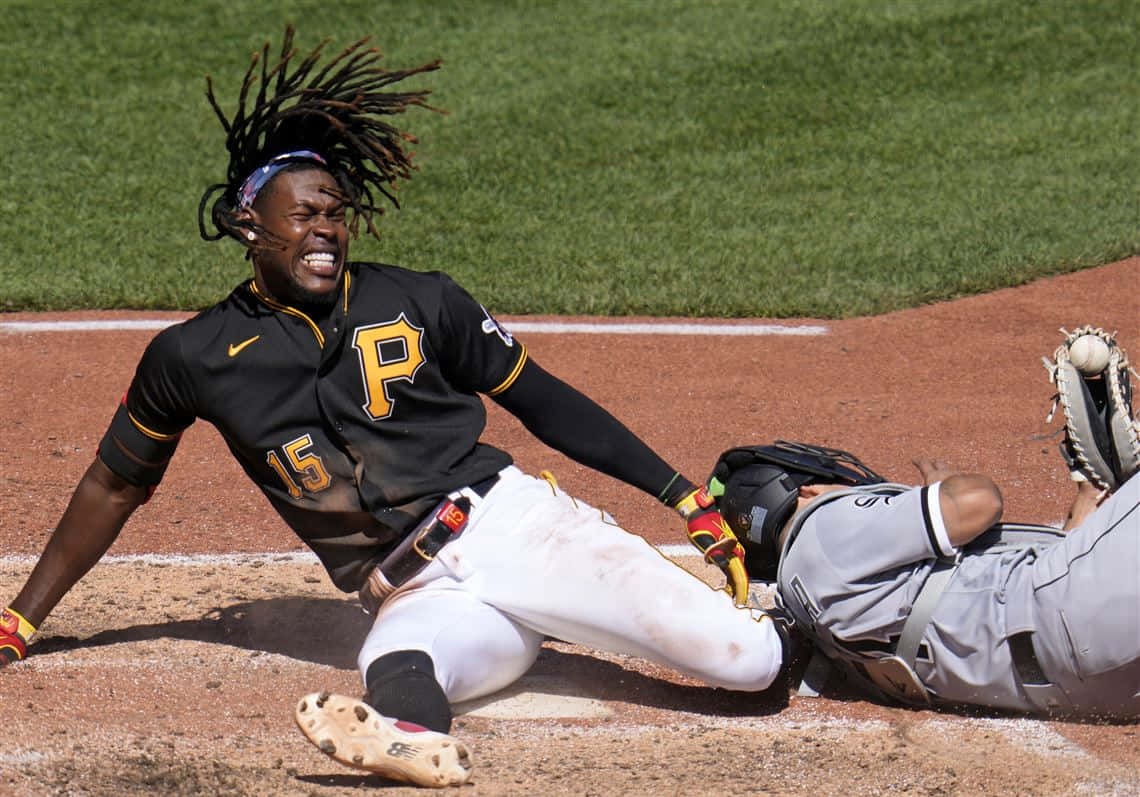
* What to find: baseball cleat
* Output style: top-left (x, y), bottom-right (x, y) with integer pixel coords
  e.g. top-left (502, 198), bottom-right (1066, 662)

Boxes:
top-left (294, 691), bottom-right (473, 788)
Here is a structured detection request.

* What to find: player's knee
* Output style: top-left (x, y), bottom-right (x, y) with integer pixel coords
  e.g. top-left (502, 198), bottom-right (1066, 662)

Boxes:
top-left (732, 638), bottom-right (783, 692)
top-left (364, 649), bottom-right (452, 733)
top-left (699, 620), bottom-right (784, 692)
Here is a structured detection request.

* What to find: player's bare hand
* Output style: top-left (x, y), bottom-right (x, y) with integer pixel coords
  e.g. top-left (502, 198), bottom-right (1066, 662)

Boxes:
top-left (912, 457), bottom-right (958, 485)
top-left (1062, 480), bottom-right (1109, 531)
top-left (673, 486), bottom-right (750, 605)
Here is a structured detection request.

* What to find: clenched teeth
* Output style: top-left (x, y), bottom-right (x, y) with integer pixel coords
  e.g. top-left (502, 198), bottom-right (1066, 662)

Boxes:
top-left (301, 252), bottom-right (336, 264)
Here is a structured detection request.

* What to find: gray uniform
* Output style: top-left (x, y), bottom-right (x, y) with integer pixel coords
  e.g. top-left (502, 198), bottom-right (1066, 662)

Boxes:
top-left (777, 474), bottom-right (1140, 717)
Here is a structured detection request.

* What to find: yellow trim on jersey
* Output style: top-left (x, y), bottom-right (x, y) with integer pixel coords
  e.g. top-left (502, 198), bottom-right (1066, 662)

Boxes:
top-left (486, 342), bottom-right (528, 396)
top-left (249, 281), bottom-right (325, 347)
top-left (247, 271), bottom-right (351, 347)
top-left (127, 411), bottom-right (181, 441)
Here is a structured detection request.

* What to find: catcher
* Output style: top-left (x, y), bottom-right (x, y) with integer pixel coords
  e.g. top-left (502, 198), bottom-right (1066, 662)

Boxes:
top-left (708, 327), bottom-right (1140, 717)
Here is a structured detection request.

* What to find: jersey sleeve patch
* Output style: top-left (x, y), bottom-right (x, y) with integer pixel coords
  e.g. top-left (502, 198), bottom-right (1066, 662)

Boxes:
top-left (479, 304), bottom-right (515, 348)
top-left (433, 274), bottom-right (529, 395)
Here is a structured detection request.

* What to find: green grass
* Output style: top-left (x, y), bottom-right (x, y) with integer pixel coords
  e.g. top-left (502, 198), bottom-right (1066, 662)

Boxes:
top-left (1, 0), bottom-right (1137, 317)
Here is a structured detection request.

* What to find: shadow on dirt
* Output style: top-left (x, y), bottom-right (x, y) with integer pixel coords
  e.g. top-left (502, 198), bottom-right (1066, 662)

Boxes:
top-left (515, 645), bottom-right (790, 716)
top-left (293, 773), bottom-right (407, 789)
top-left (30, 597), bottom-right (790, 716)
top-left (31, 597), bottom-right (370, 669)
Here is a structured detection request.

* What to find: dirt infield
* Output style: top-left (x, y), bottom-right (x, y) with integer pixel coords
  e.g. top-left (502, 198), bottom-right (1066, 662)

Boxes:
top-left (0, 258), bottom-right (1137, 795)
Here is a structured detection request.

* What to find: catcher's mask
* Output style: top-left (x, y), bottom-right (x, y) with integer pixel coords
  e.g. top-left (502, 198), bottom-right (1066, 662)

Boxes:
top-left (708, 441), bottom-right (887, 581)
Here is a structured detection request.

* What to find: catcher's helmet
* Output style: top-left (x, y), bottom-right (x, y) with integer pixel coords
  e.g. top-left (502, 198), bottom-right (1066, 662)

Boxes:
top-left (718, 464), bottom-right (817, 582)
top-left (709, 441), bottom-right (887, 582)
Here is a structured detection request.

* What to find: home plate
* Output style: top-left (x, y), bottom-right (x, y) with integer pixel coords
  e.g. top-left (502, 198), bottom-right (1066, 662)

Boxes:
top-left (453, 675), bottom-right (613, 719)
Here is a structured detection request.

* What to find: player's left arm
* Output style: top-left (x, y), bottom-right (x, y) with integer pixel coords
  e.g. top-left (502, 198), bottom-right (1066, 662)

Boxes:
top-left (436, 276), bottom-right (676, 491)
top-left (436, 279), bottom-right (747, 601)
top-left (492, 358), bottom-right (679, 494)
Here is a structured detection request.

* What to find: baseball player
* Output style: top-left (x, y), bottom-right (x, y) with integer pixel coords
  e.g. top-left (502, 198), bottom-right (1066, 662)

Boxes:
top-left (710, 440), bottom-right (1139, 718)
top-left (0, 28), bottom-right (784, 788)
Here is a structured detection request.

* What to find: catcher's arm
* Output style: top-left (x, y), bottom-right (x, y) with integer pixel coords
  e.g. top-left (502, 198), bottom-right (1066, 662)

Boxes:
top-left (1, 457), bottom-right (147, 666)
top-left (911, 458), bottom-right (1004, 547)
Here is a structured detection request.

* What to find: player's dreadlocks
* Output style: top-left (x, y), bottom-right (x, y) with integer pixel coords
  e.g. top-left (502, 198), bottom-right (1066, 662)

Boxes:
top-left (197, 25), bottom-right (442, 247)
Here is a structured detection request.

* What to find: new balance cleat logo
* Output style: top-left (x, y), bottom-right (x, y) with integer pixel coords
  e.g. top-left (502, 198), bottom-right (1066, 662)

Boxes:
top-left (386, 741), bottom-right (420, 759)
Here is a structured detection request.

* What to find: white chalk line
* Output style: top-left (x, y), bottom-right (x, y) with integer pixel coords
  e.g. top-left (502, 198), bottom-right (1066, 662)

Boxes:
top-left (1, 320), bottom-right (182, 332)
top-left (0, 544), bottom-right (698, 568)
top-left (508, 321), bottom-right (828, 336)
top-left (0, 319), bottom-right (828, 336)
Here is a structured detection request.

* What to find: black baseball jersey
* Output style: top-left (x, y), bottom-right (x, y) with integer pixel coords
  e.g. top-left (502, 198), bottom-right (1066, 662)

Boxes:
top-left (98, 262), bottom-right (525, 591)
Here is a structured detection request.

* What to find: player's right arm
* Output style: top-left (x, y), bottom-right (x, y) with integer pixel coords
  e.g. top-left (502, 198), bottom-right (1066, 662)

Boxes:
top-left (1, 458), bottom-right (149, 650)
top-left (1, 327), bottom-right (195, 665)
top-left (912, 457), bottom-right (1003, 547)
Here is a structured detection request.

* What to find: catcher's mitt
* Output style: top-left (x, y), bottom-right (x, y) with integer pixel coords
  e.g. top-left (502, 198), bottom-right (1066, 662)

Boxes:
top-left (1043, 325), bottom-right (1140, 491)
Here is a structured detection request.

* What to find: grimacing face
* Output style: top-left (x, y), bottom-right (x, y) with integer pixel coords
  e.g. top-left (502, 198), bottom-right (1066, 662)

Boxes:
top-left (245, 167), bottom-right (350, 308)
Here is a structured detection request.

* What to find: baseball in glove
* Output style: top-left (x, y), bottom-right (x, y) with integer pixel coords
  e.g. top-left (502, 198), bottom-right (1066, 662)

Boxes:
top-left (1043, 325), bottom-right (1140, 492)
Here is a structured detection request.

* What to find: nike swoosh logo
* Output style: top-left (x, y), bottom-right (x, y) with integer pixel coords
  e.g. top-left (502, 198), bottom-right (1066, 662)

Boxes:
top-left (227, 335), bottom-right (261, 357)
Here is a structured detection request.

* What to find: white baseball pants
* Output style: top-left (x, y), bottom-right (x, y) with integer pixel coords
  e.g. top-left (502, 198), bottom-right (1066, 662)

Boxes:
top-left (357, 466), bottom-right (783, 703)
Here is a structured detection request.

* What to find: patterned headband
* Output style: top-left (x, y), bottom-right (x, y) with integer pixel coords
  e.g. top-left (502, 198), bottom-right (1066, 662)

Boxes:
top-left (237, 150), bottom-right (328, 209)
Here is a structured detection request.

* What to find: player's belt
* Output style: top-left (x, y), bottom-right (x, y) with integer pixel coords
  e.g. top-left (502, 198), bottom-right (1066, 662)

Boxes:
top-left (359, 473), bottom-right (501, 613)
top-left (379, 494), bottom-right (474, 587)
top-left (467, 472), bottom-right (501, 499)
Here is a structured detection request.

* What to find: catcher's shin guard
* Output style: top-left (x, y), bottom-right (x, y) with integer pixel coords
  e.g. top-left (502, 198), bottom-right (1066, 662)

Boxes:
top-left (294, 691), bottom-right (473, 788)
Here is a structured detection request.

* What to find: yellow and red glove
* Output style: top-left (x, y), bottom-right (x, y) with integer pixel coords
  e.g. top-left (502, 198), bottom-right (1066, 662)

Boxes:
top-left (673, 485), bottom-right (750, 605)
top-left (0, 607), bottom-right (36, 666)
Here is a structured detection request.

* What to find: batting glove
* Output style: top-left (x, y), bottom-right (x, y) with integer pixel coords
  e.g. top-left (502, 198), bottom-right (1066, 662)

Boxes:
top-left (0, 607), bottom-right (36, 666)
top-left (673, 486), bottom-right (750, 606)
